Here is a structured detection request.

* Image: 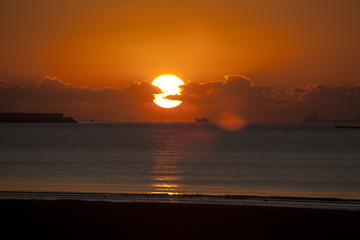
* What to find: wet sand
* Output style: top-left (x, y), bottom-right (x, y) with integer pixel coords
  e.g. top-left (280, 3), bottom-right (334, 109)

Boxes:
top-left (1, 199), bottom-right (359, 239)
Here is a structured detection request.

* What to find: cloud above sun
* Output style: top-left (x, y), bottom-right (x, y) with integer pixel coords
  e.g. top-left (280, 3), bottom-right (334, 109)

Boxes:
top-left (1, 76), bottom-right (360, 123)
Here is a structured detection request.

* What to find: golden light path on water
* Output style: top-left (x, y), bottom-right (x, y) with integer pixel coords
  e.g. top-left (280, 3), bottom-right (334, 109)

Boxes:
top-left (148, 123), bottom-right (217, 196)
top-left (150, 145), bottom-right (183, 195)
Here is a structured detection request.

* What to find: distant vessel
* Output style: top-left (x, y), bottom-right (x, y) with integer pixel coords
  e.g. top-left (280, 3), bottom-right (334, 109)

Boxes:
top-left (304, 112), bottom-right (319, 124)
top-left (0, 113), bottom-right (77, 123)
top-left (195, 117), bottom-right (209, 123)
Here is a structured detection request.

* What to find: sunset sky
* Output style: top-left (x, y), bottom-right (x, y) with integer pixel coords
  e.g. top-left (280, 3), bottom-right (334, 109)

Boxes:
top-left (1, 0), bottom-right (359, 123)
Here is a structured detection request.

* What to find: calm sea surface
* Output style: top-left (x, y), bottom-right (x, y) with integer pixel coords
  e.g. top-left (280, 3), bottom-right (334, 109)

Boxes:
top-left (1, 122), bottom-right (360, 204)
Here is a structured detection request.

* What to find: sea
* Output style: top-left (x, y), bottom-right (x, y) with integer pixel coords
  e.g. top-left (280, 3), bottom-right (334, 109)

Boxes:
top-left (1, 122), bottom-right (360, 210)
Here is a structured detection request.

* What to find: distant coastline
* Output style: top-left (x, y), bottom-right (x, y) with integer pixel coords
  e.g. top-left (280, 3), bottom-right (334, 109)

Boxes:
top-left (304, 112), bottom-right (360, 125)
top-left (0, 113), bottom-right (77, 123)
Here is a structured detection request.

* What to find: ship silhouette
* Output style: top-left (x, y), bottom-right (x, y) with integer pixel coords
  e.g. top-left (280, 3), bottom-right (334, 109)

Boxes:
top-left (195, 117), bottom-right (209, 123)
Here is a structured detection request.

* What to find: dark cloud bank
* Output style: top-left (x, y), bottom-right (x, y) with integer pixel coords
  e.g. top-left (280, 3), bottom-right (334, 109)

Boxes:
top-left (1, 76), bottom-right (359, 123)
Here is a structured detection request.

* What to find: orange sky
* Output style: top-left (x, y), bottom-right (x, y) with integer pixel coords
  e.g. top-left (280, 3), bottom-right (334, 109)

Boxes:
top-left (1, 0), bottom-right (359, 88)
top-left (1, 1), bottom-right (360, 123)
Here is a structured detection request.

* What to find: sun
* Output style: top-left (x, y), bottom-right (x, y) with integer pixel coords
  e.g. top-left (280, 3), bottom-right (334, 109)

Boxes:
top-left (152, 75), bottom-right (184, 108)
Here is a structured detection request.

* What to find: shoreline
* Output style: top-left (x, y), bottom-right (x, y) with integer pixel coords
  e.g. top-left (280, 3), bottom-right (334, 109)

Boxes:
top-left (2, 199), bottom-right (360, 240)
top-left (1, 190), bottom-right (360, 211)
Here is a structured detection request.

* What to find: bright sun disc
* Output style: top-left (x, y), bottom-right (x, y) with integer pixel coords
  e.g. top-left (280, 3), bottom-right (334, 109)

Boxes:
top-left (152, 75), bottom-right (184, 108)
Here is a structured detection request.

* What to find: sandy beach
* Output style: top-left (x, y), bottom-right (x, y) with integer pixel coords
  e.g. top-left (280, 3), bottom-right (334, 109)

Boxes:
top-left (1, 199), bottom-right (359, 240)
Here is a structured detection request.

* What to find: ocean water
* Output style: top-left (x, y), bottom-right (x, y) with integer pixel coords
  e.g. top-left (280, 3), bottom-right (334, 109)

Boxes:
top-left (1, 122), bottom-right (360, 206)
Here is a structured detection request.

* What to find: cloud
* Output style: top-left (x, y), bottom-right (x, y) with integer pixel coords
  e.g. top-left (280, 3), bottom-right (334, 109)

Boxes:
top-left (180, 75), bottom-right (286, 123)
top-left (0, 76), bottom-right (160, 121)
top-left (0, 80), bottom-right (15, 88)
top-left (0, 75), bottom-right (359, 123)
top-left (284, 82), bottom-right (360, 120)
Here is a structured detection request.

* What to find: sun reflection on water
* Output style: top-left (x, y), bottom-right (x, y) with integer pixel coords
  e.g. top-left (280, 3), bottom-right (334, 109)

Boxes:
top-left (148, 124), bottom-right (216, 195)
top-left (150, 158), bottom-right (182, 195)
top-left (149, 135), bottom-right (183, 195)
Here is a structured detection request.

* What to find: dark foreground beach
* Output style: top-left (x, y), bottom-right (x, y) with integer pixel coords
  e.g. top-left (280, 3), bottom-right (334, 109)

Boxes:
top-left (1, 200), bottom-right (360, 240)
